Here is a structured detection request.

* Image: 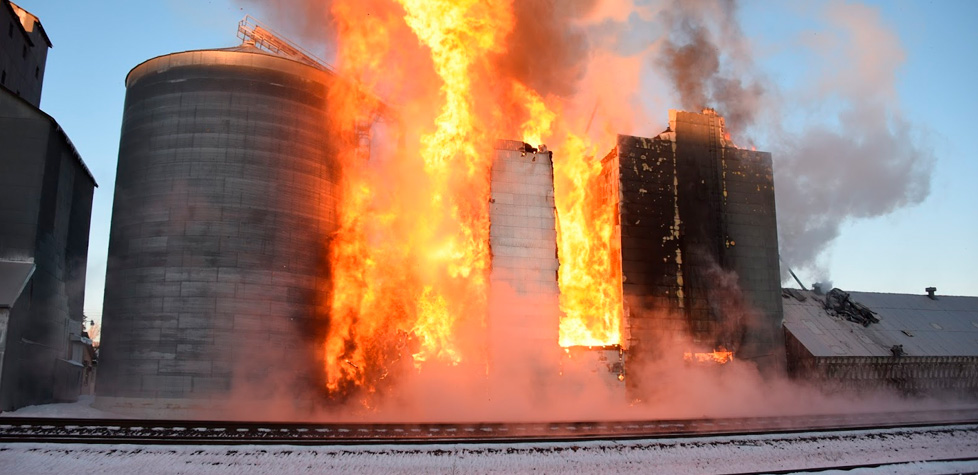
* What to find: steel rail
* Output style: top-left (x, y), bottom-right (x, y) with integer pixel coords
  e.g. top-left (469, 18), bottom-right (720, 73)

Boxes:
top-left (0, 408), bottom-right (976, 446)
top-left (725, 456), bottom-right (978, 475)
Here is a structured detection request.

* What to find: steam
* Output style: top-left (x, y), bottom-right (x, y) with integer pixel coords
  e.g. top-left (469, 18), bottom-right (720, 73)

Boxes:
top-left (771, 2), bottom-right (933, 277)
top-left (656, 0), bottom-right (933, 279)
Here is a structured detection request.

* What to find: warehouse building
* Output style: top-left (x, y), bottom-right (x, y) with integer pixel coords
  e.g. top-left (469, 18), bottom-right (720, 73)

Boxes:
top-left (783, 287), bottom-right (978, 394)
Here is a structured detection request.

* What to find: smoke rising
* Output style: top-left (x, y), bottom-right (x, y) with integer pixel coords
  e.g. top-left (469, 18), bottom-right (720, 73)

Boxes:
top-left (771, 2), bottom-right (933, 277)
top-left (656, 0), bottom-right (765, 132)
top-left (491, 1), bottom-right (593, 99)
top-left (655, 0), bottom-right (933, 279)
top-left (206, 0), bottom-right (948, 421)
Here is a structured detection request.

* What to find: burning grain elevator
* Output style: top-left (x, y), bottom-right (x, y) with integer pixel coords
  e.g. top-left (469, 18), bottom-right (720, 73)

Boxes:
top-left (96, 15), bottom-right (787, 413)
top-left (96, 25), bottom-right (345, 413)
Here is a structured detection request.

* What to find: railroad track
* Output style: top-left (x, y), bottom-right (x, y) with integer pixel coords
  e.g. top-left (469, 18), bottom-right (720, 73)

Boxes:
top-left (1, 408), bottom-right (976, 445)
top-left (735, 456), bottom-right (978, 475)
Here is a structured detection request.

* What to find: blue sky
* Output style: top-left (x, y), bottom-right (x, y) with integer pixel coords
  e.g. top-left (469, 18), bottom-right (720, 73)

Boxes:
top-left (15, 0), bottom-right (977, 323)
top-left (739, 0), bottom-right (978, 297)
top-left (825, 0), bottom-right (978, 296)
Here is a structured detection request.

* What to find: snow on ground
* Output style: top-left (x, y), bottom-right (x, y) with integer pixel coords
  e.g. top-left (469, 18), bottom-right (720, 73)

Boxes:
top-left (1, 425), bottom-right (976, 474)
top-left (0, 396), bottom-right (123, 419)
top-left (3, 398), bottom-right (977, 473)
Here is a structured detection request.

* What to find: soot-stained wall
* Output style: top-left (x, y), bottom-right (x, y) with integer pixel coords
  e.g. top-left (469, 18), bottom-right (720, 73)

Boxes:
top-left (611, 110), bottom-right (784, 377)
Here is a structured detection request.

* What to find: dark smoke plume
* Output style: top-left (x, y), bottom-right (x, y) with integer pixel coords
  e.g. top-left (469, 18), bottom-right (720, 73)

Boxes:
top-left (657, 0), bottom-right (765, 133)
top-left (492, 0), bottom-right (596, 99)
top-left (656, 0), bottom-right (933, 280)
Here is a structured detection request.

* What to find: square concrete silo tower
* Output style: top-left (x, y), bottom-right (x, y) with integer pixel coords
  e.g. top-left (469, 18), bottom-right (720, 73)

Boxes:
top-left (487, 140), bottom-right (559, 356)
top-left (605, 110), bottom-right (785, 375)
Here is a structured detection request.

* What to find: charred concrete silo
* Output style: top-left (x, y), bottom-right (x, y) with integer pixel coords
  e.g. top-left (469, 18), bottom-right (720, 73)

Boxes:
top-left (607, 109), bottom-right (785, 383)
top-left (96, 42), bottom-right (342, 416)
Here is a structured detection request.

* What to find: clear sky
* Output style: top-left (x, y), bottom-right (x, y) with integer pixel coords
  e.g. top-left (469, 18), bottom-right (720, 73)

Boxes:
top-left (14, 0), bottom-right (977, 324)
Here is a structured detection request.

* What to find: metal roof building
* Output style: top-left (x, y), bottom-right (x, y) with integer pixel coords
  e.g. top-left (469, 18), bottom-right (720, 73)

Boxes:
top-left (783, 288), bottom-right (978, 394)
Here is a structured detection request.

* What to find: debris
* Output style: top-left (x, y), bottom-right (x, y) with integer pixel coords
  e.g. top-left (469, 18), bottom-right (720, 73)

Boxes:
top-left (782, 288), bottom-right (807, 302)
top-left (823, 288), bottom-right (879, 327)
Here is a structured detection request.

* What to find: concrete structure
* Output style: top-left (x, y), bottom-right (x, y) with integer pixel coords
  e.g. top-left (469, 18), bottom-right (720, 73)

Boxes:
top-left (1, 0), bottom-right (50, 107)
top-left (488, 140), bottom-right (559, 352)
top-left (0, 86), bottom-right (97, 410)
top-left (96, 44), bottom-right (342, 415)
top-left (488, 141), bottom-right (625, 395)
top-left (783, 288), bottom-right (978, 395)
top-left (487, 141), bottom-right (561, 394)
top-left (602, 110), bottom-right (784, 381)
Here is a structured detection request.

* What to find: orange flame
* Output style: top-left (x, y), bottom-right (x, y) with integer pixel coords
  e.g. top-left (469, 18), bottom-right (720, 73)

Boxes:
top-left (322, 0), bottom-right (514, 396)
top-left (553, 134), bottom-right (623, 347)
top-left (321, 0), bottom-right (626, 398)
top-left (512, 81), bottom-right (555, 147)
top-left (511, 84), bottom-right (623, 348)
top-left (683, 348), bottom-right (735, 364)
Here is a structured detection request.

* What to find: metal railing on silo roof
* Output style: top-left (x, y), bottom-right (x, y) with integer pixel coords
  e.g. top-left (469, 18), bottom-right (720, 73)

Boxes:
top-left (237, 15), bottom-right (336, 74)
top-left (236, 15), bottom-right (400, 161)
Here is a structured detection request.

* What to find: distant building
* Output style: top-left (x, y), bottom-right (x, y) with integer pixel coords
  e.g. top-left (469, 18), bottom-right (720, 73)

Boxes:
top-left (0, 0), bottom-right (97, 411)
top-left (602, 110), bottom-right (785, 384)
top-left (783, 287), bottom-right (978, 394)
top-left (1, 0), bottom-right (50, 107)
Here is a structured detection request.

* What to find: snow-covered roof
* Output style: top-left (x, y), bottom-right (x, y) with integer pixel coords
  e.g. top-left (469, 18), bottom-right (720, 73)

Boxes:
top-left (783, 288), bottom-right (978, 358)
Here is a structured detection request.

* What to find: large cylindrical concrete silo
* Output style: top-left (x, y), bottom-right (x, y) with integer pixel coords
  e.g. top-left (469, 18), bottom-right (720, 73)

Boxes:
top-left (96, 44), bottom-right (340, 416)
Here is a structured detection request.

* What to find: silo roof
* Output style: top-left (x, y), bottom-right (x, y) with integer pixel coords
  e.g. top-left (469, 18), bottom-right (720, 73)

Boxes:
top-left (125, 43), bottom-right (334, 88)
top-left (783, 288), bottom-right (978, 358)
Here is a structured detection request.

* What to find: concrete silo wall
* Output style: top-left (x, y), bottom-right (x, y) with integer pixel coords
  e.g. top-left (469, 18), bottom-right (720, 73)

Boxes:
top-left (96, 49), bottom-right (340, 415)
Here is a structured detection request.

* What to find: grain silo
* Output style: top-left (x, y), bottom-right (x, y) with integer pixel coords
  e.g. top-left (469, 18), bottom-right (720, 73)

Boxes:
top-left (606, 109), bottom-right (785, 389)
top-left (95, 29), bottom-right (345, 416)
